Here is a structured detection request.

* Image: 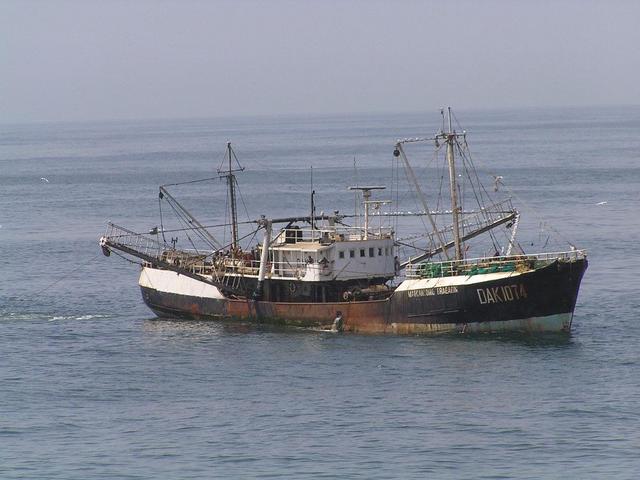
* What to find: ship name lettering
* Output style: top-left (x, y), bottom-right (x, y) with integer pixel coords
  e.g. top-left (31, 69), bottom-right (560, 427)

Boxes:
top-left (408, 286), bottom-right (458, 298)
top-left (436, 286), bottom-right (458, 295)
top-left (476, 284), bottom-right (527, 304)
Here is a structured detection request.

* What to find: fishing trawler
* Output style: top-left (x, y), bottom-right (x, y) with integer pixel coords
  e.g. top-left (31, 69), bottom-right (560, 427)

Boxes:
top-left (99, 109), bottom-right (587, 334)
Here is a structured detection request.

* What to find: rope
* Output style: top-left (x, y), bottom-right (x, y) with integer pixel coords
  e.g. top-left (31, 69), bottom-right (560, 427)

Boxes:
top-left (159, 194), bottom-right (167, 244)
top-left (16, 252), bottom-right (102, 301)
top-left (145, 220), bottom-right (255, 236)
top-left (110, 248), bottom-right (143, 265)
top-left (453, 130), bottom-right (575, 250)
top-left (223, 175), bottom-right (229, 247)
top-left (164, 198), bottom-right (203, 253)
top-left (236, 176), bottom-right (252, 222)
top-left (162, 176), bottom-right (218, 187)
top-left (499, 181), bottom-right (576, 247)
top-left (455, 140), bottom-right (501, 252)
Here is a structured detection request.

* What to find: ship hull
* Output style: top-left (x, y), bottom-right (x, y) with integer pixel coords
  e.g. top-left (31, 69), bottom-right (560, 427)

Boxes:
top-left (138, 258), bottom-right (587, 334)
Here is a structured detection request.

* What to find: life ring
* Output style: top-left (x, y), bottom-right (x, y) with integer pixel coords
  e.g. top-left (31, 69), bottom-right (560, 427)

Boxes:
top-left (289, 283), bottom-right (297, 293)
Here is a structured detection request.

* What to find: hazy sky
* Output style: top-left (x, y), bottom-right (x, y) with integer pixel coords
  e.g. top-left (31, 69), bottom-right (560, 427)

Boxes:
top-left (2, 0), bottom-right (639, 123)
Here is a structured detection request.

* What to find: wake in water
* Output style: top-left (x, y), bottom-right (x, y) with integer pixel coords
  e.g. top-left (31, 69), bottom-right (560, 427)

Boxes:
top-left (0, 311), bottom-right (115, 322)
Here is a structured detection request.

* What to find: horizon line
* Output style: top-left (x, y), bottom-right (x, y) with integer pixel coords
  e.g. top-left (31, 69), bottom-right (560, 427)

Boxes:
top-left (2, 103), bottom-right (638, 127)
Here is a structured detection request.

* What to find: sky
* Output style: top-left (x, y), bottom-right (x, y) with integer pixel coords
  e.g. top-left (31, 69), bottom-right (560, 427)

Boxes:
top-left (2, 0), bottom-right (639, 123)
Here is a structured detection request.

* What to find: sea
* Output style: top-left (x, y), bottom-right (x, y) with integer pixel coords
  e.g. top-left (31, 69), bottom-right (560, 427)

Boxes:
top-left (1, 106), bottom-right (639, 479)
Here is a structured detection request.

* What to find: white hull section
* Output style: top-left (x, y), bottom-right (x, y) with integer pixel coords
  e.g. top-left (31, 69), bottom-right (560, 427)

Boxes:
top-left (390, 312), bottom-right (573, 334)
top-left (138, 267), bottom-right (224, 299)
top-left (396, 271), bottom-right (522, 291)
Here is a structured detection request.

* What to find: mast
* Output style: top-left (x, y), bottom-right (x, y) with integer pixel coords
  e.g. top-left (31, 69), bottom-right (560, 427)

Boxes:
top-left (444, 107), bottom-right (463, 260)
top-left (218, 142), bottom-right (244, 256)
top-left (228, 143), bottom-right (238, 253)
top-left (348, 186), bottom-right (385, 240)
top-left (362, 188), bottom-right (371, 240)
top-left (310, 167), bottom-right (316, 230)
top-left (397, 107), bottom-right (514, 265)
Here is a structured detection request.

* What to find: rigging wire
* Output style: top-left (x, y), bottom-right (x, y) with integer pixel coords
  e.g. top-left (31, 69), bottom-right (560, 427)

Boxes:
top-left (235, 176), bottom-right (252, 223)
top-left (455, 139), bottom-right (501, 253)
top-left (143, 220), bottom-right (257, 237)
top-left (393, 154), bottom-right (400, 237)
top-left (435, 144), bottom-right (446, 214)
top-left (162, 176), bottom-right (219, 187)
top-left (457, 130), bottom-right (575, 248)
top-left (110, 248), bottom-right (143, 266)
top-left (400, 153), bottom-right (430, 237)
top-left (498, 181), bottom-right (576, 248)
top-left (460, 137), bottom-right (495, 206)
top-left (159, 194), bottom-right (167, 244)
top-left (222, 175), bottom-right (229, 248)
top-left (160, 190), bottom-right (218, 250)
top-left (17, 252), bottom-right (102, 301)
top-left (164, 198), bottom-right (202, 253)
top-left (458, 137), bottom-right (507, 252)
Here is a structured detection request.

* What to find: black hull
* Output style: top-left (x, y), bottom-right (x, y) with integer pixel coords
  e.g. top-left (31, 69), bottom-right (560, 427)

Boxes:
top-left (139, 258), bottom-right (587, 334)
top-left (393, 258), bottom-right (587, 325)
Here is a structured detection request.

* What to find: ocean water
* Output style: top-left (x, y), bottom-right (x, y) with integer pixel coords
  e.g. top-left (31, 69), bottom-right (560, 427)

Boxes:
top-left (1, 107), bottom-right (639, 479)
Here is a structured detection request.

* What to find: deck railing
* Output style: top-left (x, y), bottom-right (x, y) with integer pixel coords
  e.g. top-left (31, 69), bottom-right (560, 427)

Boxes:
top-left (101, 222), bottom-right (164, 259)
top-left (101, 223), bottom-right (325, 279)
top-left (274, 225), bottom-right (394, 245)
top-left (405, 249), bottom-right (587, 279)
top-left (401, 198), bottom-right (517, 265)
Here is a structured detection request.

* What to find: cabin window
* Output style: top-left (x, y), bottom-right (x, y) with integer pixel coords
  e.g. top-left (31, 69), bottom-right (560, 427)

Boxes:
top-left (385, 247), bottom-right (389, 256)
top-left (369, 247), bottom-right (374, 257)
top-left (360, 249), bottom-right (365, 257)
top-left (378, 248), bottom-right (383, 256)
top-left (350, 250), bottom-right (355, 258)
top-left (339, 251), bottom-right (345, 259)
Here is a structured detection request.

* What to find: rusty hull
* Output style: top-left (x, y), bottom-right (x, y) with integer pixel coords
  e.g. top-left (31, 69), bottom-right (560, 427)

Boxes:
top-left (226, 298), bottom-right (390, 333)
